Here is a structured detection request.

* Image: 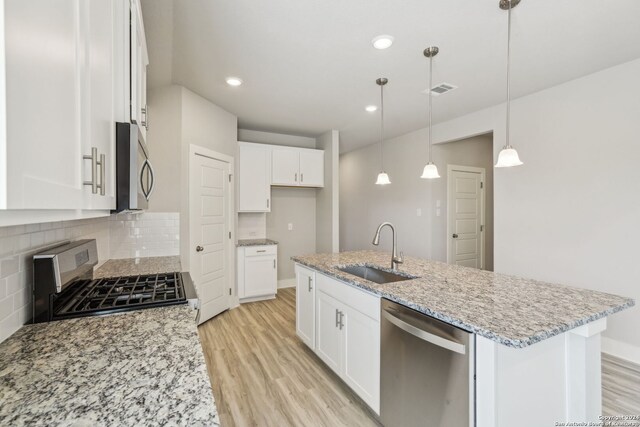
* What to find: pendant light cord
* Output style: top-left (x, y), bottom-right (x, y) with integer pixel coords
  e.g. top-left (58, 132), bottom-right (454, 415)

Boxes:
top-left (380, 83), bottom-right (384, 171)
top-left (505, 0), bottom-right (512, 149)
top-left (428, 54), bottom-right (433, 163)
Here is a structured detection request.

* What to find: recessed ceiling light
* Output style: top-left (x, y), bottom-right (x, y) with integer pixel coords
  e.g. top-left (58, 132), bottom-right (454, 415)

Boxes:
top-left (372, 35), bottom-right (394, 50)
top-left (226, 77), bottom-right (243, 87)
top-left (365, 105), bottom-right (378, 112)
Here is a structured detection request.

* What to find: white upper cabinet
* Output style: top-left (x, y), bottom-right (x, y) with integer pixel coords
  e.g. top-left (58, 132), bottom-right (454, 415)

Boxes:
top-left (299, 149), bottom-right (324, 187)
top-left (130, 0), bottom-right (149, 142)
top-left (271, 146), bottom-right (324, 188)
top-left (83, 0), bottom-right (117, 210)
top-left (238, 142), bottom-right (271, 212)
top-left (272, 148), bottom-right (300, 186)
top-left (1, 0), bottom-right (120, 211)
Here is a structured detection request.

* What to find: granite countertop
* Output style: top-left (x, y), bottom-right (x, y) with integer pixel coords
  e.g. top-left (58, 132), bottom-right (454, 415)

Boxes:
top-left (0, 305), bottom-right (219, 427)
top-left (292, 250), bottom-right (635, 349)
top-left (236, 238), bottom-right (278, 247)
top-left (94, 256), bottom-right (182, 278)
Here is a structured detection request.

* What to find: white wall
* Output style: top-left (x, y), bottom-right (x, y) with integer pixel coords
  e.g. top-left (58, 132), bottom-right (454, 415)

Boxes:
top-left (401, 58), bottom-right (640, 362)
top-left (340, 133), bottom-right (493, 268)
top-left (316, 130), bottom-right (340, 253)
top-left (146, 85), bottom-right (182, 212)
top-left (147, 85), bottom-right (238, 272)
top-left (237, 129), bottom-right (318, 280)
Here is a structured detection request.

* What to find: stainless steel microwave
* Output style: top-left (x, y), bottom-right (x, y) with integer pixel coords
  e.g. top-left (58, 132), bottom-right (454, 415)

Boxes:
top-left (114, 122), bottom-right (154, 212)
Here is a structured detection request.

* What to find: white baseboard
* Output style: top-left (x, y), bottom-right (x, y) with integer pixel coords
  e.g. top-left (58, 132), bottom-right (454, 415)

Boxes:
top-left (602, 336), bottom-right (640, 365)
top-left (278, 278), bottom-right (296, 289)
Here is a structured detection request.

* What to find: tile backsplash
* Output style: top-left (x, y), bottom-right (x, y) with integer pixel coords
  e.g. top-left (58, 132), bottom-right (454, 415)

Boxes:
top-left (0, 212), bottom-right (180, 343)
top-left (109, 212), bottom-right (180, 259)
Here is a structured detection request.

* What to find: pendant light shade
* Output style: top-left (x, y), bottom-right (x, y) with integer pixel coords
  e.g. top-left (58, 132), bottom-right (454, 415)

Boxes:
top-left (420, 46), bottom-right (440, 179)
top-left (421, 163), bottom-right (441, 179)
top-left (495, 147), bottom-right (523, 167)
top-left (375, 78), bottom-right (390, 185)
top-left (375, 172), bottom-right (391, 185)
top-left (495, 0), bottom-right (523, 168)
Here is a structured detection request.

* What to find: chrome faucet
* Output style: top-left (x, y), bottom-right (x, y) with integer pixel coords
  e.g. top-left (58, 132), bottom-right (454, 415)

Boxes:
top-left (372, 222), bottom-right (403, 270)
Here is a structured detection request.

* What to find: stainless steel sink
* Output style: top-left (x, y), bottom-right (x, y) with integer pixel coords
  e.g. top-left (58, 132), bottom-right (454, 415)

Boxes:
top-left (337, 265), bottom-right (417, 284)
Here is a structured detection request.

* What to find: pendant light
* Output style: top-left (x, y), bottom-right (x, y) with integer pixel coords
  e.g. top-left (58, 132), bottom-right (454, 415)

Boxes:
top-left (375, 78), bottom-right (391, 185)
top-left (421, 46), bottom-right (441, 179)
top-left (495, 0), bottom-right (524, 168)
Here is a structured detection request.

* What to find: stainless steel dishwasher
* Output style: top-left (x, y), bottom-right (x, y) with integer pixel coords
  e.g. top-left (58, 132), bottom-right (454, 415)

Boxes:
top-left (380, 299), bottom-right (475, 427)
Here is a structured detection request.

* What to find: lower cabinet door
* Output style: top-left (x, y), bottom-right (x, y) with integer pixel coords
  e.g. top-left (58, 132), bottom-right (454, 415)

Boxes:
top-left (315, 290), bottom-right (343, 375)
top-left (244, 255), bottom-right (277, 297)
top-left (296, 266), bottom-right (315, 349)
top-left (343, 305), bottom-right (381, 414)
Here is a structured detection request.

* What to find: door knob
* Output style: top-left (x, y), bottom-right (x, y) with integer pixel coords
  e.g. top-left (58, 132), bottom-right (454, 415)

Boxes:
top-left (196, 245), bottom-right (204, 252)
top-left (452, 234), bottom-right (459, 239)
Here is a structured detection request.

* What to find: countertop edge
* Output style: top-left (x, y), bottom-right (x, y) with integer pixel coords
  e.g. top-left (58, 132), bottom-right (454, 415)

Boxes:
top-left (291, 256), bottom-right (636, 349)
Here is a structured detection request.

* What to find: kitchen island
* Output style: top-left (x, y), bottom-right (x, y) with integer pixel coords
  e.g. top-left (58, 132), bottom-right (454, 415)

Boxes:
top-left (292, 250), bottom-right (634, 427)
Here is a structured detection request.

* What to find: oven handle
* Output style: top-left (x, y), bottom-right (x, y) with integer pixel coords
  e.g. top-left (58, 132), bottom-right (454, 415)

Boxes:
top-left (382, 308), bottom-right (466, 354)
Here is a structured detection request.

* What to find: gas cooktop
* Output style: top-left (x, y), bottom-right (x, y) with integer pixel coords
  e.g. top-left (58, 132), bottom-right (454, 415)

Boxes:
top-left (52, 272), bottom-right (187, 319)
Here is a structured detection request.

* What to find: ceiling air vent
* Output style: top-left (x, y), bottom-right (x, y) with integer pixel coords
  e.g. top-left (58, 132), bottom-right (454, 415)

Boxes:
top-left (423, 82), bottom-right (458, 97)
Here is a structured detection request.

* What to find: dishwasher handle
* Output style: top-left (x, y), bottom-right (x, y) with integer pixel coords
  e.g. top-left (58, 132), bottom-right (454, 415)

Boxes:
top-left (383, 308), bottom-right (466, 355)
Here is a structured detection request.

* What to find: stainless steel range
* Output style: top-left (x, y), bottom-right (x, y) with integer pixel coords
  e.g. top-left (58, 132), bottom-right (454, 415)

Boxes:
top-left (33, 240), bottom-right (192, 323)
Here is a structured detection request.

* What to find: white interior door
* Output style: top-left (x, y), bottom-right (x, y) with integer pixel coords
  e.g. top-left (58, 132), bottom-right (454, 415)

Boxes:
top-left (447, 166), bottom-right (485, 269)
top-left (190, 152), bottom-right (231, 324)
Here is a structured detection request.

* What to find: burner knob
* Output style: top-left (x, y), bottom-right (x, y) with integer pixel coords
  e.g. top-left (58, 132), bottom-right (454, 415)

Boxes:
top-left (196, 245), bottom-right (204, 252)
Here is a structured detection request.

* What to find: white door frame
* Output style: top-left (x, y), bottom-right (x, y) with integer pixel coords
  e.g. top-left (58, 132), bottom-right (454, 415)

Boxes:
top-left (188, 144), bottom-right (235, 309)
top-left (446, 164), bottom-right (486, 269)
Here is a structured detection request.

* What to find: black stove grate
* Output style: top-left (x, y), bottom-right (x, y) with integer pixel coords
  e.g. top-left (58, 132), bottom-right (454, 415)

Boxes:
top-left (53, 272), bottom-right (186, 318)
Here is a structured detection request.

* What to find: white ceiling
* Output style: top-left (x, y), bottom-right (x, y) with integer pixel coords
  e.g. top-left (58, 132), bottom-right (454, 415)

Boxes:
top-left (142, 0), bottom-right (640, 152)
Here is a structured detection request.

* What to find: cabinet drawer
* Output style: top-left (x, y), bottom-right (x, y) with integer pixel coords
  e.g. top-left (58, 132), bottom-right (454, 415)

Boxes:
top-left (244, 245), bottom-right (277, 257)
top-left (316, 273), bottom-right (380, 321)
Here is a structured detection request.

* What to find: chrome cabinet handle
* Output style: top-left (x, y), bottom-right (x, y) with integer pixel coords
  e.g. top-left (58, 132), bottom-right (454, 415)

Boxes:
top-left (301, 173), bottom-right (304, 183)
top-left (98, 153), bottom-right (105, 196)
top-left (256, 249), bottom-right (266, 253)
top-left (267, 199), bottom-right (270, 209)
top-left (84, 147), bottom-right (105, 195)
top-left (141, 105), bottom-right (148, 130)
top-left (295, 173), bottom-right (297, 182)
top-left (308, 276), bottom-right (312, 292)
top-left (196, 245), bottom-right (204, 252)
top-left (335, 309), bottom-right (340, 328)
top-left (273, 259), bottom-right (276, 269)
top-left (452, 233), bottom-right (459, 238)
top-left (83, 147), bottom-right (98, 194)
top-left (339, 311), bottom-right (344, 330)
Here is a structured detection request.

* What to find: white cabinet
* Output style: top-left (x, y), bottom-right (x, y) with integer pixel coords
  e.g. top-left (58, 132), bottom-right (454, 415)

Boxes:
top-left (295, 265), bottom-right (381, 414)
top-left (130, 0), bottom-right (149, 142)
top-left (295, 265), bottom-right (315, 349)
top-left (271, 147), bottom-right (324, 187)
top-left (237, 245), bottom-right (278, 300)
top-left (299, 150), bottom-right (324, 187)
top-left (271, 148), bottom-right (300, 186)
top-left (1, 0), bottom-right (119, 211)
top-left (238, 143), bottom-right (271, 212)
top-left (316, 290), bottom-right (344, 374)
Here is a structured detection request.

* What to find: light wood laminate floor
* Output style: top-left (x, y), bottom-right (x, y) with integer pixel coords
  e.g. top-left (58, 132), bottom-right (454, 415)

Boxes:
top-left (198, 288), bottom-right (380, 427)
top-left (602, 353), bottom-right (640, 418)
top-left (198, 288), bottom-right (639, 426)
